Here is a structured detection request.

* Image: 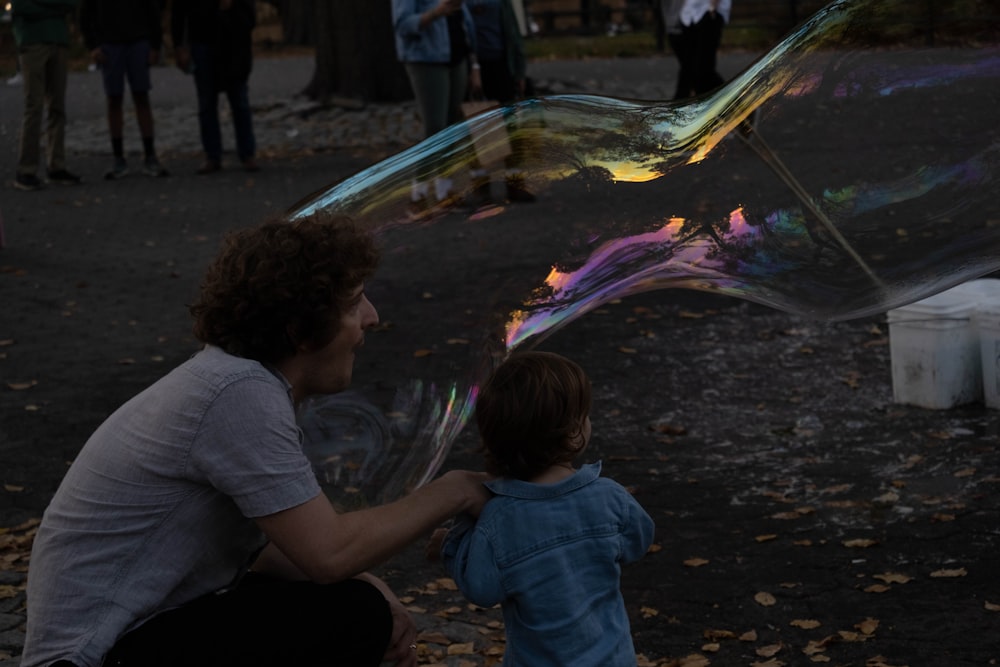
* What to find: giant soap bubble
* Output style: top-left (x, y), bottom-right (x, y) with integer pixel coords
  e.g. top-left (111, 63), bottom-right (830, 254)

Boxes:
top-left (293, 0), bottom-right (1000, 508)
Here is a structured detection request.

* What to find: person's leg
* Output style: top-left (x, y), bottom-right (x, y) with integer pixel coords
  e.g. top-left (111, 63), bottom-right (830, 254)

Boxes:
top-left (44, 43), bottom-right (69, 174)
top-left (224, 81), bottom-right (257, 169)
top-left (690, 12), bottom-right (725, 95)
top-left (16, 44), bottom-right (46, 180)
top-left (404, 62), bottom-right (452, 205)
top-left (667, 30), bottom-right (694, 100)
top-left (191, 43), bottom-right (222, 171)
top-left (104, 574), bottom-right (392, 667)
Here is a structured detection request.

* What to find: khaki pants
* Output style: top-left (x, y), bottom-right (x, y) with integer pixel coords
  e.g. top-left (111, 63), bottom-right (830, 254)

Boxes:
top-left (17, 43), bottom-right (69, 177)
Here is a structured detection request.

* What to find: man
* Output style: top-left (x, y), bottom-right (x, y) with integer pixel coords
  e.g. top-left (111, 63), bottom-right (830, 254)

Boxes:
top-left (10, 0), bottom-right (81, 191)
top-left (171, 0), bottom-right (259, 174)
top-left (21, 212), bottom-right (491, 667)
top-left (80, 0), bottom-right (170, 180)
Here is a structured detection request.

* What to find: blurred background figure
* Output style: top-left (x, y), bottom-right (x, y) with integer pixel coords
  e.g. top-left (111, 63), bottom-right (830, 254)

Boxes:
top-left (662, 0), bottom-right (731, 99)
top-left (391, 0), bottom-right (480, 214)
top-left (172, 0), bottom-right (259, 174)
top-left (10, 0), bottom-right (81, 191)
top-left (81, 0), bottom-right (170, 180)
top-left (468, 0), bottom-right (536, 202)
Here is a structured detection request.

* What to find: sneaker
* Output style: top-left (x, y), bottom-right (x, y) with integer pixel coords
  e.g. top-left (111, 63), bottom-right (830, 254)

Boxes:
top-left (13, 174), bottom-right (43, 191)
top-left (47, 169), bottom-right (82, 185)
top-left (6, 72), bottom-right (23, 87)
top-left (105, 158), bottom-right (129, 180)
top-left (142, 157), bottom-right (170, 177)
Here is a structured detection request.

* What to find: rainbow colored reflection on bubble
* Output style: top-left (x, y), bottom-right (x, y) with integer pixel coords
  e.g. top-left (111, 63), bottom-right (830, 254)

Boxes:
top-left (292, 0), bottom-right (1000, 507)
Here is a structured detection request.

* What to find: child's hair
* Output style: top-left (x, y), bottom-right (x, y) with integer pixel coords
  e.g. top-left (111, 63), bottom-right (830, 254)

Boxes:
top-left (475, 351), bottom-right (592, 480)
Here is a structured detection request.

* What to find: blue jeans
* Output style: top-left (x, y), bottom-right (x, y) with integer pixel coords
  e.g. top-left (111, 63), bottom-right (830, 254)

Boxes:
top-left (191, 43), bottom-right (255, 162)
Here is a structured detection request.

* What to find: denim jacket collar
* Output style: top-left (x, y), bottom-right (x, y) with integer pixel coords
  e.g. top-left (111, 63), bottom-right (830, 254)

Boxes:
top-left (484, 461), bottom-right (602, 499)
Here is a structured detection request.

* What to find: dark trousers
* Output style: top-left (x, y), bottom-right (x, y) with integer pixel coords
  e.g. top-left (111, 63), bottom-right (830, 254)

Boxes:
top-left (191, 43), bottom-right (257, 162)
top-left (103, 574), bottom-right (391, 667)
top-left (669, 12), bottom-right (726, 99)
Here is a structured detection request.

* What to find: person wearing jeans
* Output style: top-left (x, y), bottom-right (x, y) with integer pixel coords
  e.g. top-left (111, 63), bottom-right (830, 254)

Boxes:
top-left (171, 0), bottom-right (258, 174)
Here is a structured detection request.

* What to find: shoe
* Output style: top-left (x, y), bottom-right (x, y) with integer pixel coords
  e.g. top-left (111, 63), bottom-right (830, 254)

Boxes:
top-left (47, 169), bottom-right (82, 185)
top-left (197, 160), bottom-right (221, 175)
top-left (13, 174), bottom-right (43, 191)
top-left (6, 72), bottom-right (23, 86)
top-left (142, 157), bottom-right (170, 177)
top-left (241, 157), bottom-right (260, 173)
top-left (105, 158), bottom-right (129, 180)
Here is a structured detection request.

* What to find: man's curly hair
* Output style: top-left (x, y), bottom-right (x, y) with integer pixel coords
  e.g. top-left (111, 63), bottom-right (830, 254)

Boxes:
top-left (476, 351), bottom-right (592, 480)
top-left (190, 211), bottom-right (380, 364)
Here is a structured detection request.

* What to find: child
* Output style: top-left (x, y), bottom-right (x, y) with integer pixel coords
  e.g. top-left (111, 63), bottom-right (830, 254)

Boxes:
top-left (435, 350), bottom-right (655, 666)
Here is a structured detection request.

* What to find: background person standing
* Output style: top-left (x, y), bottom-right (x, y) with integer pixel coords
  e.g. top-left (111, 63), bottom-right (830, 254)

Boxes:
top-left (171, 0), bottom-right (259, 174)
top-left (663, 0), bottom-right (731, 99)
top-left (10, 0), bottom-right (81, 191)
top-left (80, 0), bottom-right (170, 180)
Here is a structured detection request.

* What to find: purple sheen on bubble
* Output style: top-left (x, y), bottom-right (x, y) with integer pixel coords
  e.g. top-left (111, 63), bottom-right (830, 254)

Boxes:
top-left (292, 0), bottom-right (1000, 508)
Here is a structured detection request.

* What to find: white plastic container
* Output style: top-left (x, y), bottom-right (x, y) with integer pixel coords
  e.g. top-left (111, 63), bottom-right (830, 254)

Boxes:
top-left (887, 290), bottom-right (981, 409)
top-left (974, 301), bottom-right (1000, 409)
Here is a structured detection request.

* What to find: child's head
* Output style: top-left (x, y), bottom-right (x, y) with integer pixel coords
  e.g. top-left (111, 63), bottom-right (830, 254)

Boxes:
top-left (475, 351), bottom-right (592, 480)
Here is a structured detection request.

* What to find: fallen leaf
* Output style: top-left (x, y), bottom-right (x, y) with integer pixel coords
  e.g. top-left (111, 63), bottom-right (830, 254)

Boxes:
top-left (3, 484), bottom-right (24, 493)
top-left (855, 618), bottom-right (879, 635)
top-left (684, 557), bottom-right (709, 567)
top-left (703, 628), bottom-right (736, 641)
top-left (863, 584), bottom-right (890, 593)
top-left (985, 601), bottom-right (1000, 612)
top-left (700, 642), bottom-right (720, 652)
top-left (640, 606), bottom-right (659, 618)
top-left (413, 349), bottom-right (433, 358)
top-left (873, 572), bottom-right (911, 584)
top-left (842, 538), bottom-right (878, 548)
top-left (446, 642), bottom-right (475, 655)
top-left (790, 619), bottom-right (821, 629)
top-left (618, 346), bottom-right (637, 354)
top-left (6, 380), bottom-right (37, 390)
top-left (953, 467), bottom-right (976, 478)
top-left (756, 642), bottom-right (783, 657)
top-left (755, 534), bottom-right (778, 542)
top-left (929, 568), bottom-right (967, 578)
top-left (754, 591), bottom-right (777, 606)
top-left (739, 630), bottom-right (758, 641)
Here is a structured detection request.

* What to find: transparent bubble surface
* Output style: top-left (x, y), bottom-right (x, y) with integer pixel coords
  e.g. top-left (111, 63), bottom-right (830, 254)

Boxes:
top-left (292, 0), bottom-right (1000, 507)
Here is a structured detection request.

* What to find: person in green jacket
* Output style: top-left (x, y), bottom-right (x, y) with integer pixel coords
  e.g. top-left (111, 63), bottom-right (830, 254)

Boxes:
top-left (11, 0), bottom-right (82, 191)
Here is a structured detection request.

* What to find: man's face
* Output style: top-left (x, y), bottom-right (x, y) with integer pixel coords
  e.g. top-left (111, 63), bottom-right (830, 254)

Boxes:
top-left (297, 284), bottom-right (379, 399)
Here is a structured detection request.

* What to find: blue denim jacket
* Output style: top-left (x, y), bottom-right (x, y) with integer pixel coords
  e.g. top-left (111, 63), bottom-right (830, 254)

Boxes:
top-left (441, 462), bottom-right (655, 666)
top-left (391, 0), bottom-right (477, 64)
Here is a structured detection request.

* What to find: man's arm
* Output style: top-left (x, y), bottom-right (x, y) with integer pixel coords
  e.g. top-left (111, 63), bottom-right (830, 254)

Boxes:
top-left (255, 469), bottom-right (491, 584)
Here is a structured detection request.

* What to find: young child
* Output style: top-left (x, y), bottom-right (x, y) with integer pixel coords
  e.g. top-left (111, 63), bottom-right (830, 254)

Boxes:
top-left (435, 350), bottom-right (655, 666)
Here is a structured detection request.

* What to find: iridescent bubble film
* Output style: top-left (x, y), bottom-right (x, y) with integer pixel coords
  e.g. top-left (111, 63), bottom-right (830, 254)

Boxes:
top-left (293, 0), bottom-right (1000, 507)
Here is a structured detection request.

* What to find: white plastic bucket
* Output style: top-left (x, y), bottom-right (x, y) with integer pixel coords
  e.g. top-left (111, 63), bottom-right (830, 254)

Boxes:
top-left (974, 301), bottom-right (1000, 409)
top-left (887, 290), bottom-right (980, 409)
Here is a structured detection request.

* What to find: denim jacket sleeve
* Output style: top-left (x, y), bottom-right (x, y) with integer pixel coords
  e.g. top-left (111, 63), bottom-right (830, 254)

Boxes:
top-left (620, 493), bottom-right (656, 563)
top-left (440, 513), bottom-right (505, 607)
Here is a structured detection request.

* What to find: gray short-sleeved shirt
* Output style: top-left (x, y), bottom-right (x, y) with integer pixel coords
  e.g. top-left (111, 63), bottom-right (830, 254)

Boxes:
top-left (21, 346), bottom-right (322, 667)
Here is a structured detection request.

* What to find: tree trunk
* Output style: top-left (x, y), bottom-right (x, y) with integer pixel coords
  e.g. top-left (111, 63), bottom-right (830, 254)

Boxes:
top-left (301, 0), bottom-right (411, 104)
top-left (274, 0), bottom-right (316, 46)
